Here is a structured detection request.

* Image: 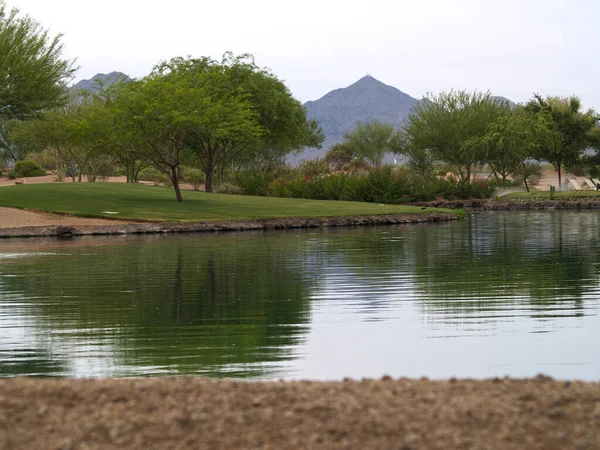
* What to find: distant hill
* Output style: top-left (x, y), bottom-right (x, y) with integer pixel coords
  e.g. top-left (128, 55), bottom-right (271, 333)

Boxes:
top-left (299, 76), bottom-right (420, 161)
top-left (295, 76), bottom-right (516, 162)
top-left (70, 72), bottom-right (131, 93)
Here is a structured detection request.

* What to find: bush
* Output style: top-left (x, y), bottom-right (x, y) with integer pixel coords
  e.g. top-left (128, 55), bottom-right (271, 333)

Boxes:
top-left (13, 160), bottom-right (46, 177)
top-left (7, 169), bottom-right (16, 180)
top-left (182, 168), bottom-right (206, 191)
top-left (137, 167), bottom-right (171, 186)
top-left (215, 183), bottom-right (244, 195)
top-left (234, 171), bottom-right (270, 196)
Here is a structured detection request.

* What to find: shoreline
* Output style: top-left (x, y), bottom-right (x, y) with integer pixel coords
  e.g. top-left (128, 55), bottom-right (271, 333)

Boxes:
top-left (3, 198), bottom-right (600, 239)
top-left (0, 212), bottom-right (458, 239)
top-left (412, 199), bottom-right (600, 210)
top-left (1, 376), bottom-right (599, 449)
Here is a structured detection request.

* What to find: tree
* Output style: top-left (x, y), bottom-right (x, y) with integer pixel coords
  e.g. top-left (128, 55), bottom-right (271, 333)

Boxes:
top-left (0, 1), bottom-right (76, 119)
top-left (480, 107), bottom-right (560, 184)
top-left (324, 142), bottom-right (359, 171)
top-left (403, 91), bottom-right (511, 182)
top-left (524, 94), bottom-right (600, 188)
top-left (112, 58), bottom-right (264, 201)
top-left (183, 54), bottom-right (323, 192)
top-left (342, 120), bottom-right (397, 168)
top-left (12, 96), bottom-right (104, 182)
top-left (77, 86), bottom-right (150, 183)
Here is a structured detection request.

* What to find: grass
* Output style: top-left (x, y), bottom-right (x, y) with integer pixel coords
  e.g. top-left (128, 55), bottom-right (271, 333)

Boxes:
top-left (503, 190), bottom-right (600, 201)
top-left (0, 183), bottom-right (458, 222)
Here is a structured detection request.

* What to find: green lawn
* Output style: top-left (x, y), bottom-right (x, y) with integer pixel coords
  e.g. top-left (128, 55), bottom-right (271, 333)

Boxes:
top-left (503, 190), bottom-right (600, 201)
top-left (0, 183), bottom-right (457, 222)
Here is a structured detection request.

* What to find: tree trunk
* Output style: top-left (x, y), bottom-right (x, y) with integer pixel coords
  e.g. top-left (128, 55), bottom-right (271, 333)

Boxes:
top-left (204, 152), bottom-right (214, 193)
top-left (557, 162), bottom-right (562, 190)
top-left (171, 166), bottom-right (183, 202)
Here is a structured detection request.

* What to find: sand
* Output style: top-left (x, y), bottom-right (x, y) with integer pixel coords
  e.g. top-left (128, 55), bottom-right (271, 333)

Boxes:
top-left (0, 376), bottom-right (599, 449)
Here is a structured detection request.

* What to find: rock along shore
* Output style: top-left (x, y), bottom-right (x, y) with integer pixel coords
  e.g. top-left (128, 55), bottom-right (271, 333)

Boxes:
top-left (411, 199), bottom-right (600, 210)
top-left (0, 212), bottom-right (458, 239)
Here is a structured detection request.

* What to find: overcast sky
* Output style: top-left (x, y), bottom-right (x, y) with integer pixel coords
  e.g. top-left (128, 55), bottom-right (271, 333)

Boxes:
top-left (10, 0), bottom-right (600, 111)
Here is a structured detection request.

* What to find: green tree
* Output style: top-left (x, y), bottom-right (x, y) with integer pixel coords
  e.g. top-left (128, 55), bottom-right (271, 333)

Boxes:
top-left (112, 58), bottom-right (263, 201)
top-left (0, 1), bottom-right (76, 119)
top-left (480, 107), bottom-right (560, 184)
top-left (524, 94), bottom-right (600, 188)
top-left (324, 142), bottom-right (359, 171)
top-left (184, 54), bottom-right (323, 192)
top-left (403, 91), bottom-right (511, 182)
top-left (342, 120), bottom-right (397, 168)
top-left (12, 96), bottom-right (104, 182)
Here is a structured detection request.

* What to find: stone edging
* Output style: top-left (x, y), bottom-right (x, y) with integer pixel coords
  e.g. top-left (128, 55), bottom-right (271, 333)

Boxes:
top-left (0, 212), bottom-right (459, 239)
top-left (410, 200), bottom-right (600, 210)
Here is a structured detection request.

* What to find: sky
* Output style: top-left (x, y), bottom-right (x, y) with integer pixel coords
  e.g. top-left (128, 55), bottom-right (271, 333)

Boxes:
top-left (9, 0), bottom-right (600, 111)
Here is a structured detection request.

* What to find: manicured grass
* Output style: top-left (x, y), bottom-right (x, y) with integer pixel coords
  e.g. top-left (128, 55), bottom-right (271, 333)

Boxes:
top-left (0, 183), bottom-right (457, 222)
top-left (503, 190), bottom-right (600, 200)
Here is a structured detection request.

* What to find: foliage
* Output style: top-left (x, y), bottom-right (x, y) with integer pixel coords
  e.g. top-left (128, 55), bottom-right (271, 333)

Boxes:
top-left (343, 120), bottom-right (398, 168)
top-left (524, 94), bottom-right (599, 187)
top-left (0, 1), bottom-right (76, 119)
top-left (178, 54), bottom-right (323, 193)
top-left (512, 162), bottom-right (542, 192)
top-left (324, 142), bottom-right (359, 171)
top-left (6, 168), bottom-right (15, 179)
top-left (214, 182), bottom-right (244, 195)
top-left (403, 90), bottom-right (511, 182)
top-left (298, 157), bottom-right (331, 178)
top-left (234, 171), bottom-right (271, 196)
top-left (181, 167), bottom-right (206, 190)
top-left (13, 159), bottom-right (45, 177)
top-left (480, 107), bottom-right (560, 183)
top-left (138, 167), bottom-right (170, 186)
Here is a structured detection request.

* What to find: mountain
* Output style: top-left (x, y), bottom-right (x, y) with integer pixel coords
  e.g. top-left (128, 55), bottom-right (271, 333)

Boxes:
top-left (70, 72), bottom-right (131, 93)
top-left (299, 75), bottom-right (419, 161)
top-left (296, 76), bottom-right (517, 162)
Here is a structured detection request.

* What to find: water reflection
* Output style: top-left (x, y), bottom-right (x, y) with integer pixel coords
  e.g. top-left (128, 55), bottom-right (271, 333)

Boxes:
top-left (1, 211), bottom-right (599, 380)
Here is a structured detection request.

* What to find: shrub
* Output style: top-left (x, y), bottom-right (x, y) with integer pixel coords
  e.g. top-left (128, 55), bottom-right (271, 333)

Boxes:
top-left (234, 171), bottom-right (270, 196)
top-left (182, 168), bottom-right (206, 191)
top-left (215, 183), bottom-right (244, 195)
top-left (13, 160), bottom-right (46, 177)
top-left (137, 167), bottom-right (170, 186)
top-left (84, 155), bottom-right (117, 182)
top-left (298, 158), bottom-right (331, 178)
top-left (7, 169), bottom-right (16, 180)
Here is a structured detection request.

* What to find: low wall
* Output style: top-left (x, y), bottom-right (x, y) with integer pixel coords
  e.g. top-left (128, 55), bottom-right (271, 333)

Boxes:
top-left (0, 212), bottom-right (459, 239)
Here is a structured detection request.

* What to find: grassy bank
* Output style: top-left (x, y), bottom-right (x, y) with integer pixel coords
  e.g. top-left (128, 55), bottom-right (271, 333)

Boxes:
top-left (0, 183), bottom-right (457, 222)
top-left (503, 190), bottom-right (600, 201)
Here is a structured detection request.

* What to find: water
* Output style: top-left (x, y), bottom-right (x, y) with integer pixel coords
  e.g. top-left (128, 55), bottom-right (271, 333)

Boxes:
top-left (1, 211), bottom-right (599, 380)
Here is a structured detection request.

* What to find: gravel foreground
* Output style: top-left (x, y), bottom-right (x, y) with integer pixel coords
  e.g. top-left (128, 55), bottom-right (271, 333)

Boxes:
top-left (1, 377), bottom-right (599, 449)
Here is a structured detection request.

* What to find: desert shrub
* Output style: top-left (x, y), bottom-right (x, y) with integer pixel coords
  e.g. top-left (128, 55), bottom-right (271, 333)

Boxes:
top-left (137, 167), bottom-right (170, 186)
top-left (454, 179), bottom-right (495, 199)
top-left (13, 160), bottom-right (46, 177)
top-left (84, 155), bottom-right (117, 182)
top-left (25, 149), bottom-right (58, 171)
top-left (7, 169), bottom-right (16, 179)
top-left (298, 158), bottom-right (331, 178)
top-left (182, 168), bottom-right (206, 190)
top-left (234, 171), bottom-right (270, 196)
top-left (215, 183), bottom-right (244, 195)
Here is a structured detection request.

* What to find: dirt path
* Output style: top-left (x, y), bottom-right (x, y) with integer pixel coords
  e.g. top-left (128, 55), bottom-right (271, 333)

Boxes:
top-left (0, 376), bottom-right (598, 449)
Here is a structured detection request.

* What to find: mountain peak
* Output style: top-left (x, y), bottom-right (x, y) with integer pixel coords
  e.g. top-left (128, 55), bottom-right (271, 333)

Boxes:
top-left (71, 71), bottom-right (131, 93)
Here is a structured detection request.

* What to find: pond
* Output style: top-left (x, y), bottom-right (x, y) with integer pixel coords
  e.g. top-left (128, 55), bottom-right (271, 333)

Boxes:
top-left (1, 211), bottom-right (599, 380)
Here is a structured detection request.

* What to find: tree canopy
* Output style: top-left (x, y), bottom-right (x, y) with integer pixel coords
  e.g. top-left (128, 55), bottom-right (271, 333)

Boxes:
top-left (342, 120), bottom-right (398, 168)
top-left (403, 91), bottom-right (511, 182)
top-left (524, 94), bottom-right (600, 187)
top-left (0, 1), bottom-right (76, 119)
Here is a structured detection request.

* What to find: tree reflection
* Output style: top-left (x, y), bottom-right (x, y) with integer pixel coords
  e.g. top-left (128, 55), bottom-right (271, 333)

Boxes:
top-left (0, 232), bottom-right (311, 378)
